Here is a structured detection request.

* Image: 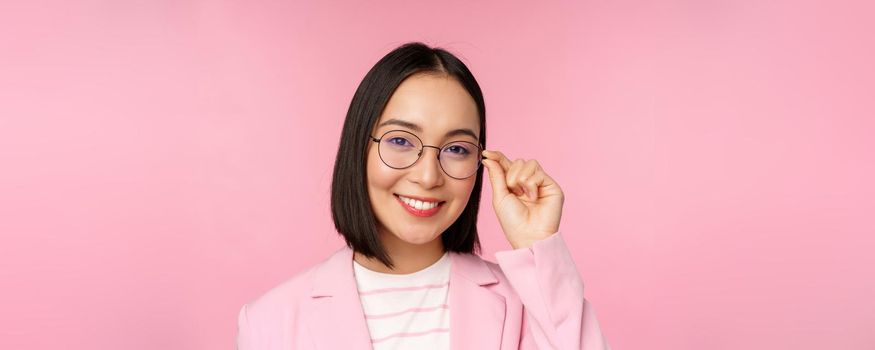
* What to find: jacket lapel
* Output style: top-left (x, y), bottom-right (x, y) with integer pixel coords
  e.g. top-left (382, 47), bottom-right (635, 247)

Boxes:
top-left (449, 251), bottom-right (506, 349)
top-left (305, 247), bottom-right (507, 349)
top-left (306, 246), bottom-right (374, 350)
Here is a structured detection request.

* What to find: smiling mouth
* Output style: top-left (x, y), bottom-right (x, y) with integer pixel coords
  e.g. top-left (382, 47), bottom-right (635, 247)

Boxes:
top-left (394, 194), bottom-right (445, 217)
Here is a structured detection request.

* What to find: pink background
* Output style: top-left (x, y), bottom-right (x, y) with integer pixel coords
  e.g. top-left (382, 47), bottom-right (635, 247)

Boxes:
top-left (2, 0), bottom-right (873, 349)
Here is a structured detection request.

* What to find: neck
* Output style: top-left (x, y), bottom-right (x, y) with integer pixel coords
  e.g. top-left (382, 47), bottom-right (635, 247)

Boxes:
top-left (353, 229), bottom-right (446, 274)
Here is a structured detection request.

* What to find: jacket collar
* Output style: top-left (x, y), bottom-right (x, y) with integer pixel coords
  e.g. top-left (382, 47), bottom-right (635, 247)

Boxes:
top-left (310, 245), bottom-right (499, 297)
top-left (306, 245), bottom-right (506, 349)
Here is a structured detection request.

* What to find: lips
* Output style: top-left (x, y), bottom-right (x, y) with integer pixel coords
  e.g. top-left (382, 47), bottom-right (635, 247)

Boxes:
top-left (394, 194), bottom-right (445, 217)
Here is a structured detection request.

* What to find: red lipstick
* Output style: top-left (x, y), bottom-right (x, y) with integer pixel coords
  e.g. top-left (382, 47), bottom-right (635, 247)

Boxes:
top-left (394, 195), bottom-right (444, 217)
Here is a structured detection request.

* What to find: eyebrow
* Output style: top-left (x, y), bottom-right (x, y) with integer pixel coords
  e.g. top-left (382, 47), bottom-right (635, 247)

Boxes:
top-left (377, 118), bottom-right (479, 141)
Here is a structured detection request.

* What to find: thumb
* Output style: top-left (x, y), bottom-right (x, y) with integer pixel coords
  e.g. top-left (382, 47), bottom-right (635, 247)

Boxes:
top-left (482, 158), bottom-right (510, 198)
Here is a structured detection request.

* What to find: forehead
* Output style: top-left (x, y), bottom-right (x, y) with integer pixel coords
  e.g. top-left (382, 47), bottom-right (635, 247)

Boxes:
top-left (375, 73), bottom-right (480, 139)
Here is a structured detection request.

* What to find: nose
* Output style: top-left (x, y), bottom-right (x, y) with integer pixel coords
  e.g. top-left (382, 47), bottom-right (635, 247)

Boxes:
top-left (408, 146), bottom-right (444, 188)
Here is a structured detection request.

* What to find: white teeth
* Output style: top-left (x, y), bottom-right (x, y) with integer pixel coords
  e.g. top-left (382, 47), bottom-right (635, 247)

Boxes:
top-left (399, 195), bottom-right (439, 210)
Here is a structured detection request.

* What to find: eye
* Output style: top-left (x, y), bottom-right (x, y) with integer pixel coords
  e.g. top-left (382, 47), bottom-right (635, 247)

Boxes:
top-left (443, 144), bottom-right (471, 155)
top-left (387, 137), bottom-right (414, 147)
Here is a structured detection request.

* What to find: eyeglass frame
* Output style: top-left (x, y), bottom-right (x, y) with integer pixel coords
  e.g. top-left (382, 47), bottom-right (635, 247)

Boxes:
top-left (369, 129), bottom-right (484, 180)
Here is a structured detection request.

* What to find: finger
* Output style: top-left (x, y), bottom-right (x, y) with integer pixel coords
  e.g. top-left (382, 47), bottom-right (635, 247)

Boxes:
top-left (505, 159), bottom-right (527, 197)
top-left (518, 160), bottom-right (542, 201)
top-left (482, 150), bottom-right (513, 173)
top-left (536, 169), bottom-right (563, 199)
top-left (481, 158), bottom-right (510, 198)
top-left (511, 160), bottom-right (541, 199)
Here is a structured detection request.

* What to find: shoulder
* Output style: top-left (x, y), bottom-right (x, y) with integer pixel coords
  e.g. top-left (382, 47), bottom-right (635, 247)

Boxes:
top-left (449, 250), bottom-right (520, 299)
top-left (240, 247), bottom-right (344, 322)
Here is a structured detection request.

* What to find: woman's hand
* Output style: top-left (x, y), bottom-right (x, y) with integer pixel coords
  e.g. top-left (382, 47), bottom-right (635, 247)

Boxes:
top-left (481, 150), bottom-right (564, 249)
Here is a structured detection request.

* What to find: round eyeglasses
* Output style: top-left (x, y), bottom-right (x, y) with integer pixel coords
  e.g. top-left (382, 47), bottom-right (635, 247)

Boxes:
top-left (369, 129), bottom-right (483, 180)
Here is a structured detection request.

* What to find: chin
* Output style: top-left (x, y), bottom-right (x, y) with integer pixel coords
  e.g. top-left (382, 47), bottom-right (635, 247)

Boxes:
top-left (393, 229), bottom-right (442, 245)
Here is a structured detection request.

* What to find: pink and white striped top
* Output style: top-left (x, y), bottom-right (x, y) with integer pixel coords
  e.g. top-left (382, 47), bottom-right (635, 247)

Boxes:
top-left (352, 251), bottom-right (451, 349)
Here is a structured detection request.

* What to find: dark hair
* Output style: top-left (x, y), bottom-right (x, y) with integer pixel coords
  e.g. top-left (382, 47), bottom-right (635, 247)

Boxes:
top-left (330, 42), bottom-right (487, 269)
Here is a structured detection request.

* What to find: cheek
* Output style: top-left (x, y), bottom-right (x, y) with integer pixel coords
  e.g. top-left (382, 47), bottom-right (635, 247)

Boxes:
top-left (450, 177), bottom-right (477, 204)
top-left (366, 148), bottom-right (400, 193)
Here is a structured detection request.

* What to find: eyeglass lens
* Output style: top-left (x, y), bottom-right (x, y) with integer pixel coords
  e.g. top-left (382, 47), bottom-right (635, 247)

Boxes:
top-left (376, 130), bottom-right (481, 179)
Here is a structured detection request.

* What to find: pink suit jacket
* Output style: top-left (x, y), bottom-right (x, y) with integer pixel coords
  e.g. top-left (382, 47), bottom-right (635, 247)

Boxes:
top-left (237, 231), bottom-right (610, 349)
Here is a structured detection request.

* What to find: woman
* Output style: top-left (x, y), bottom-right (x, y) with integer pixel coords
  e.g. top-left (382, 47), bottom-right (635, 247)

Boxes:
top-left (237, 42), bottom-right (610, 350)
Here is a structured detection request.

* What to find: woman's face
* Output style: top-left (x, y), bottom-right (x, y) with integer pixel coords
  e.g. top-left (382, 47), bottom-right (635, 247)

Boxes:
top-left (366, 73), bottom-right (481, 249)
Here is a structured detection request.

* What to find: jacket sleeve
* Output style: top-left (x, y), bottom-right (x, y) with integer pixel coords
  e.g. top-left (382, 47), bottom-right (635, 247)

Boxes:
top-left (237, 303), bottom-right (253, 350)
top-left (494, 231), bottom-right (611, 350)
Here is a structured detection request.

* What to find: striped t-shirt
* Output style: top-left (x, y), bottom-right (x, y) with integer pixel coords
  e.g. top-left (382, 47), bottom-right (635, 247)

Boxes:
top-left (352, 251), bottom-right (451, 349)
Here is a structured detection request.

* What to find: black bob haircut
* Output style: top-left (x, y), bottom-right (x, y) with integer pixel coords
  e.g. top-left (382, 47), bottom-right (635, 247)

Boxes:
top-left (330, 42), bottom-right (487, 269)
